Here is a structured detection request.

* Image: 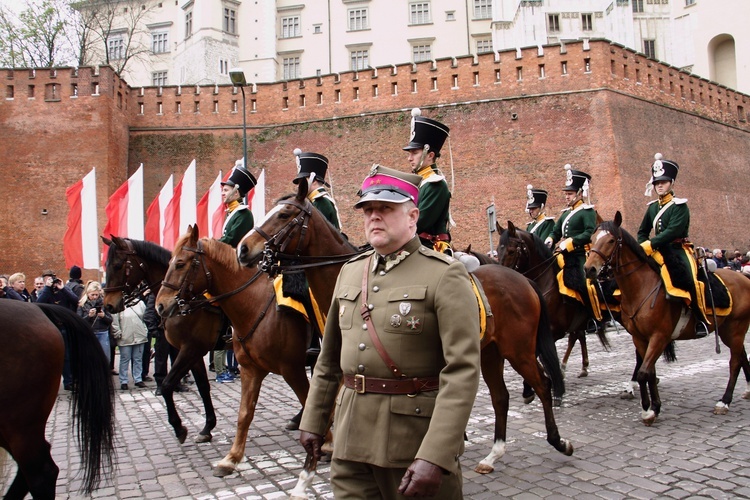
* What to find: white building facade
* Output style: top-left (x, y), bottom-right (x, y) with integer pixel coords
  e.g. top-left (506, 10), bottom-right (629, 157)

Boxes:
top-left (86, 0), bottom-right (748, 94)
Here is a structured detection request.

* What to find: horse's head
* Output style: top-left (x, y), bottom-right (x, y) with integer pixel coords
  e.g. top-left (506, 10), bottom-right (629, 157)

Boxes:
top-left (584, 211), bottom-right (623, 280)
top-left (238, 179), bottom-right (313, 273)
top-left (497, 220), bottom-right (529, 271)
top-left (102, 235), bottom-right (144, 313)
top-left (156, 225), bottom-right (210, 318)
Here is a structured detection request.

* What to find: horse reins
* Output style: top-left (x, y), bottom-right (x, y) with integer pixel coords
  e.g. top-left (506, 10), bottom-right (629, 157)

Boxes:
top-left (103, 239), bottom-right (161, 307)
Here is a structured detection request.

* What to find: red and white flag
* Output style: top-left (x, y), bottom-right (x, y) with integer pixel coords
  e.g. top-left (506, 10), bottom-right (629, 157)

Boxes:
top-left (63, 168), bottom-right (99, 269)
top-left (144, 174), bottom-right (173, 246)
top-left (197, 170), bottom-right (230, 239)
top-left (162, 160), bottom-right (197, 250)
top-left (101, 164), bottom-right (144, 264)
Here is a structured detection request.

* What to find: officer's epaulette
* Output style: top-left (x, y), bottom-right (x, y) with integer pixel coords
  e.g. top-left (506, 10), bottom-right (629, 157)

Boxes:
top-left (646, 199), bottom-right (658, 206)
top-left (418, 246), bottom-right (454, 264)
top-left (421, 173), bottom-right (446, 184)
top-left (559, 207), bottom-right (570, 214)
top-left (543, 216), bottom-right (555, 221)
top-left (348, 248), bottom-right (374, 264)
top-left (582, 204), bottom-right (595, 209)
top-left (673, 197), bottom-right (688, 204)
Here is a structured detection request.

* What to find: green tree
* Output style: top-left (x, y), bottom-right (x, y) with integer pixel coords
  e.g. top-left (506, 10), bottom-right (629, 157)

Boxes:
top-left (0, 0), bottom-right (72, 67)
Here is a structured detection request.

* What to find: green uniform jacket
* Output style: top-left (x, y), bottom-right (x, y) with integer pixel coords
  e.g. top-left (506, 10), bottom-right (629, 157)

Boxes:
top-left (549, 202), bottom-right (597, 255)
top-left (299, 236), bottom-right (480, 474)
top-left (309, 187), bottom-right (340, 230)
top-left (219, 205), bottom-right (254, 248)
top-left (636, 197), bottom-right (690, 248)
top-left (416, 165), bottom-right (451, 239)
top-left (526, 216), bottom-right (555, 243)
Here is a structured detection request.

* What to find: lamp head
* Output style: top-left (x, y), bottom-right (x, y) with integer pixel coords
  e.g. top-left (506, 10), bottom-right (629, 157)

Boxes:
top-left (229, 68), bottom-right (247, 86)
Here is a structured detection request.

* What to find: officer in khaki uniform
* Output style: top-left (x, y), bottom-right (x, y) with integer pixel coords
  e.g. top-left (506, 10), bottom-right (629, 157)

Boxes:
top-left (525, 184), bottom-right (554, 243)
top-left (299, 165), bottom-right (481, 498)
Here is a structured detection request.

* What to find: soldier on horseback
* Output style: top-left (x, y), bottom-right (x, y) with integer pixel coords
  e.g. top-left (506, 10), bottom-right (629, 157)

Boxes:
top-left (293, 149), bottom-right (341, 230)
top-left (403, 108), bottom-right (453, 254)
top-left (525, 185), bottom-right (555, 243)
top-left (636, 153), bottom-right (710, 338)
top-left (544, 165), bottom-right (604, 333)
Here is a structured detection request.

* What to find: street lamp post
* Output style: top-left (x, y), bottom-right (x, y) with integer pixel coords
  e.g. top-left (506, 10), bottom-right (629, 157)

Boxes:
top-left (229, 69), bottom-right (248, 172)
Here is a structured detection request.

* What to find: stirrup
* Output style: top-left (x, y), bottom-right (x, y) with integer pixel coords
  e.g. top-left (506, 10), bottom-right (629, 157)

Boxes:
top-left (585, 319), bottom-right (602, 334)
top-left (695, 321), bottom-right (709, 339)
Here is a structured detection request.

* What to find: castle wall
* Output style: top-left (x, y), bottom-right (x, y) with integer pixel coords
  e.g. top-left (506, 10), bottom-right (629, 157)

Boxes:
top-left (1, 40), bottom-right (748, 279)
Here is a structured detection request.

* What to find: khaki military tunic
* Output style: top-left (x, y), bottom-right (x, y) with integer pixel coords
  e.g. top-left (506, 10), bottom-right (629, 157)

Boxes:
top-left (300, 236), bottom-right (480, 475)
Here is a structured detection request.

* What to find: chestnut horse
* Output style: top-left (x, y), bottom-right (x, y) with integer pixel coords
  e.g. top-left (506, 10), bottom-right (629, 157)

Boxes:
top-left (238, 181), bottom-right (573, 475)
top-left (155, 226), bottom-right (312, 477)
top-left (102, 236), bottom-right (222, 444)
top-left (0, 300), bottom-right (114, 499)
top-left (496, 221), bottom-right (612, 380)
top-left (584, 212), bottom-right (750, 425)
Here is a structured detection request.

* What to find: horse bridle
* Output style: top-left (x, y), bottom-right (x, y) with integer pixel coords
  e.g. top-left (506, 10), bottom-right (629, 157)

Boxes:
top-left (503, 234), bottom-right (559, 282)
top-left (103, 239), bottom-right (157, 307)
top-left (253, 197), bottom-right (361, 277)
top-left (160, 239), bottom-right (265, 316)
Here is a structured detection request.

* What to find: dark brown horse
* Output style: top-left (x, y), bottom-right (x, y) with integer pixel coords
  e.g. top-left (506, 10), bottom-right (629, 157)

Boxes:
top-left (155, 226), bottom-right (313, 477)
top-left (584, 212), bottom-right (750, 424)
top-left (102, 236), bottom-right (222, 444)
top-left (0, 300), bottom-right (115, 499)
top-left (237, 181), bottom-right (574, 474)
top-left (496, 221), bottom-right (611, 380)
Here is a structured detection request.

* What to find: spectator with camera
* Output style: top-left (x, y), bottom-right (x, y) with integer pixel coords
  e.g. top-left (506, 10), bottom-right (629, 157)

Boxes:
top-left (77, 281), bottom-right (113, 364)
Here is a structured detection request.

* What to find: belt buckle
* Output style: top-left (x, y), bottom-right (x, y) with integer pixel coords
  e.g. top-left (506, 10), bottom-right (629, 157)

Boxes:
top-left (354, 374), bottom-right (366, 394)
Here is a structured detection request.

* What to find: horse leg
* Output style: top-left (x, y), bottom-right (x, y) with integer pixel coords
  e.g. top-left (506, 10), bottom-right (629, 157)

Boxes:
top-left (521, 381), bottom-right (536, 404)
top-left (475, 344), bottom-right (509, 474)
top-left (5, 434), bottom-right (58, 500)
top-left (620, 349), bottom-right (641, 400)
top-left (160, 348), bottom-right (201, 443)
top-left (714, 323), bottom-right (750, 414)
top-left (191, 359), bottom-right (216, 442)
top-left (578, 331), bottom-right (589, 378)
top-left (214, 366), bottom-right (268, 477)
top-left (561, 333), bottom-right (577, 375)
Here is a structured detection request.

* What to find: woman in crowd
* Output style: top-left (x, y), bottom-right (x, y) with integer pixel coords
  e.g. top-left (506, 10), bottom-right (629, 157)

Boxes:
top-left (77, 281), bottom-right (113, 363)
top-left (111, 294), bottom-right (149, 390)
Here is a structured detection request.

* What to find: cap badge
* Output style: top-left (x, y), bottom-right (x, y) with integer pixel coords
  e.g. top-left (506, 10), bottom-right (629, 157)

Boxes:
top-left (527, 188), bottom-right (535, 205)
top-left (368, 164), bottom-right (379, 177)
top-left (565, 169), bottom-right (573, 186)
top-left (652, 160), bottom-right (665, 178)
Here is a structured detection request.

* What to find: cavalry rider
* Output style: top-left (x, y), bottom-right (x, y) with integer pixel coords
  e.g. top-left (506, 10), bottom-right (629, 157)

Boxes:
top-left (293, 149), bottom-right (341, 230)
top-left (525, 184), bottom-right (555, 243)
top-left (403, 108), bottom-right (453, 254)
top-left (215, 163), bottom-right (257, 383)
top-left (636, 153), bottom-right (710, 338)
top-left (544, 165), bottom-right (603, 333)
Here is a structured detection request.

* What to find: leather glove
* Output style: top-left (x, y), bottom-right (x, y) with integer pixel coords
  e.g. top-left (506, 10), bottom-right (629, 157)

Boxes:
top-left (398, 459), bottom-right (444, 497)
top-left (640, 240), bottom-right (653, 256)
top-left (558, 237), bottom-right (574, 253)
top-left (299, 431), bottom-right (324, 461)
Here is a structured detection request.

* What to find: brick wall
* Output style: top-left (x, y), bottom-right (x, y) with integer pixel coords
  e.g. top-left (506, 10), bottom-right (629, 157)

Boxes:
top-left (1, 40), bottom-right (749, 280)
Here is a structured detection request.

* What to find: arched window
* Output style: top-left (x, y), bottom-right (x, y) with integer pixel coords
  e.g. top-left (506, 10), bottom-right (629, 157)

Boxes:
top-left (708, 34), bottom-right (737, 90)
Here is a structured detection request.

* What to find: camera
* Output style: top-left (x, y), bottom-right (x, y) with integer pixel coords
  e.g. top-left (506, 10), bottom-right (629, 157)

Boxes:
top-left (95, 306), bottom-right (102, 313)
top-left (52, 277), bottom-right (62, 286)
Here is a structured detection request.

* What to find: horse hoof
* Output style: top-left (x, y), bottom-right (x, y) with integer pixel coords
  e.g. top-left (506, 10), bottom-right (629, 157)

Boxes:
top-left (285, 419), bottom-right (300, 431)
top-left (552, 397), bottom-right (562, 408)
top-left (560, 439), bottom-right (574, 456)
top-left (523, 394), bottom-right (535, 404)
top-left (213, 463), bottom-right (236, 477)
top-left (578, 369), bottom-right (588, 378)
top-left (194, 433), bottom-right (213, 443)
top-left (176, 426), bottom-right (188, 444)
top-left (474, 463), bottom-right (494, 474)
top-left (714, 402), bottom-right (730, 415)
top-left (743, 391), bottom-right (750, 400)
top-left (642, 414), bottom-right (656, 426)
top-left (620, 391), bottom-right (635, 400)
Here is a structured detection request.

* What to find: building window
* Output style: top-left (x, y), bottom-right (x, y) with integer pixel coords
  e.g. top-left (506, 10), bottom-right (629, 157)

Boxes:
top-left (107, 35), bottom-right (125, 60)
top-left (476, 38), bottom-right (492, 54)
top-left (632, 0), bottom-right (644, 13)
top-left (282, 16), bottom-right (301, 38)
top-left (446, 11), bottom-right (455, 21)
top-left (685, 0), bottom-right (695, 5)
top-left (152, 32), bottom-right (168, 54)
top-left (547, 14), bottom-right (560, 33)
top-left (219, 59), bottom-right (229, 75)
top-left (474, 0), bottom-right (491, 20)
top-left (314, 24), bottom-right (322, 34)
top-left (152, 71), bottom-right (168, 87)
top-left (350, 49), bottom-right (369, 71)
top-left (223, 8), bottom-right (236, 34)
top-left (409, 2), bottom-right (431, 25)
top-left (283, 56), bottom-right (300, 80)
top-left (581, 13), bottom-right (592, 31)
top-left (348, 8), bottom-right (369, 31)
top-left (643, 39), bottom-right (656, 59)
top-left (185, 10), bottom-right (193, 38)
top-left (412, 44), bottom-right (432, 63)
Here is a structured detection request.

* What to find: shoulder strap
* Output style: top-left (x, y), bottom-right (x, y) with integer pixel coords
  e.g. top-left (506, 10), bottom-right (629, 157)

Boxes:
top-left (652, 200), bottom-right (675, 232)
top-left (360, 255), bottom-right (404, 378)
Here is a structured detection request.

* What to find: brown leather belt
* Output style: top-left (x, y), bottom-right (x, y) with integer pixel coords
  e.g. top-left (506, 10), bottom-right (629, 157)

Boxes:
top-left (419, 232), bottom-right (451, 243)
top-left (343, 374), bottom-right (440, 395)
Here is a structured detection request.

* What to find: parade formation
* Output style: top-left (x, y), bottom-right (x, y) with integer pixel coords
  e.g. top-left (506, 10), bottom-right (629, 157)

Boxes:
top-left (2, 106), bottom-right (750, 500)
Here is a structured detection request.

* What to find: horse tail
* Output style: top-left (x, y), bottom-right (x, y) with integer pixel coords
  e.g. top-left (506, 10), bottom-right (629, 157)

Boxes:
top-left (661, 340), bottom-right (677, 363)
top-left (36, 304), bottom-right (116, 494)
top-left (529, 280), bottom-right (565, 398)
top-left (594, 329), bottom-right (611, 352)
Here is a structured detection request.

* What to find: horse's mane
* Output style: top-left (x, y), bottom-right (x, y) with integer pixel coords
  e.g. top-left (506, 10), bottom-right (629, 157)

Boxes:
top-left (106, 238), bottom-right (172, 268)
top-left (201, 238), bottom-right (244, 272)
top-left (499, 227), bottom-right (553, 262)
top-left (599, 221), bottom-right (660, 273)
top-left (277, 192), bottom-right (359, 253)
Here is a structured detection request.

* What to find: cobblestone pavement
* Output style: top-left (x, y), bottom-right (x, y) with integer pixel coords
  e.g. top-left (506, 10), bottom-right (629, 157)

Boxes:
top-left (14, 325), bottom-right (750, 499)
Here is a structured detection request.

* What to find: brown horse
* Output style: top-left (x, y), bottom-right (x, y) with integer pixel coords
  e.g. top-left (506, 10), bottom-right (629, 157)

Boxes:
top-left (155, 226), bottom-right (313, 477)
top-left (238, 181), bottom-right (574, 474)
top-left (584, 212), bottom-right (750, 424)
top-left (102, 235), bottom-right (222, 444)
top-left (496, 221), bottom-right (612, 379)
top-left (0, 300), bottom-right (115, 499)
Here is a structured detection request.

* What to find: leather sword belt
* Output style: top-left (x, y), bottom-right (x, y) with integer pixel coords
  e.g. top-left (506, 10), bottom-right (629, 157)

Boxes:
top-left (343, 374), bottom-right (440, 395)
top-left (418, 232), bottom-right (451, 243)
